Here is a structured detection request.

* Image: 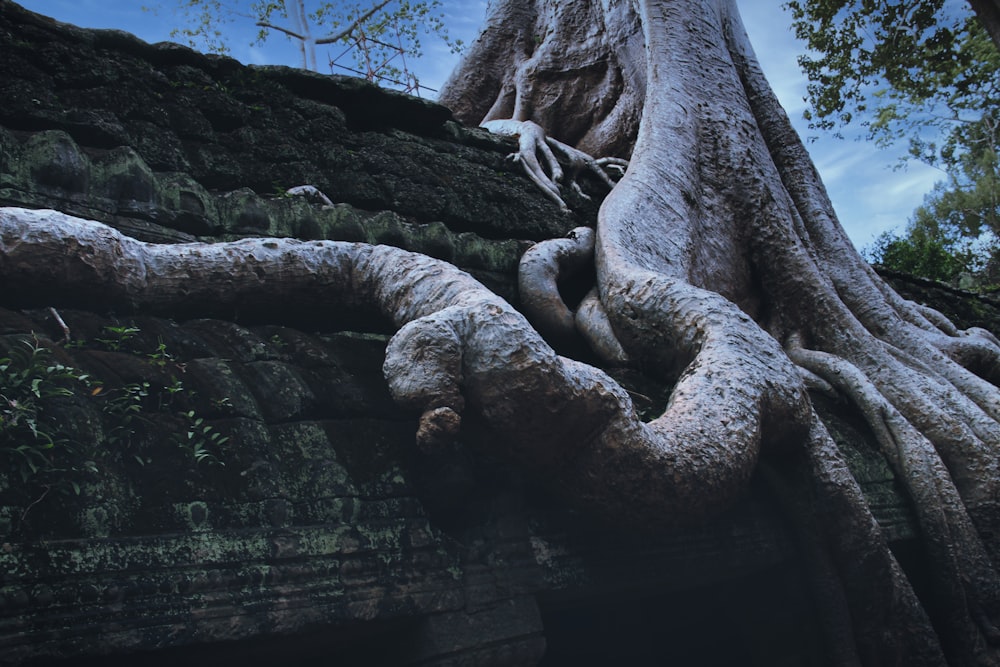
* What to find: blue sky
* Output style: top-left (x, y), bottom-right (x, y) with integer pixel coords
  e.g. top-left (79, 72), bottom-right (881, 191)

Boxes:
top-left (18, 0), bottom-right (943, 250)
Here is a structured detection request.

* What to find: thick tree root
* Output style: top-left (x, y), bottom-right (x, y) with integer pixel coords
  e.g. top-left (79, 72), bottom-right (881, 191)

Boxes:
top-left (575, 287), bottom-right (629, 364)
top-left (8, 0), bottom-right (1000, 663)
top-left (439, 0), bottom-right (1000, 663)
top-left (0, 207), bottom-right (803, 529)
top-left (517, 226), bottom-right (629, 362)
top-left (517, 227), bottom-right (594, 341)
top-left (787, 335), bottom-right (1000, 660)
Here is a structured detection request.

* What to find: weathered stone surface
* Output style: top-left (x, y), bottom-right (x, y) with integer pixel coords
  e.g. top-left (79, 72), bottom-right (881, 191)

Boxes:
top-left (0, 1), bottom-right (595, 243)
top-left (0, 305), bottom-right (829, 666)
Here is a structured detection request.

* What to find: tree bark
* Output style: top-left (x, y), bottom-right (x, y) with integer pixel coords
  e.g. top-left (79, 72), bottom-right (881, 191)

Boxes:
top-left (437, 0), bottom-right (645, 158)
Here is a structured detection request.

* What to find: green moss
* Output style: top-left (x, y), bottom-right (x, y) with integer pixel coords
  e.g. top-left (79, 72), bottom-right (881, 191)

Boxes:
top-left (322, 204), bottom-right (368, 242)
top-left (418, 220), bottom-right (456, 262)
top-left (268, 421), bottom-right (358, 500)
top-left (0, 126), bottom-right (23, 191)
top-left (24, 130), bottom-right (90, 196)
top-left (157, 172), bottom-right (219, 235)
top-left (90, 146), bottom-right (156, 207)
top-left (454, 232), bottom-right (525, 272)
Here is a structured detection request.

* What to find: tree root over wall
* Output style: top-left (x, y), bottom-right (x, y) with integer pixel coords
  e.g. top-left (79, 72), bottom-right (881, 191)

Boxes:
top-left (4, 0), bottom-right (1000, 664)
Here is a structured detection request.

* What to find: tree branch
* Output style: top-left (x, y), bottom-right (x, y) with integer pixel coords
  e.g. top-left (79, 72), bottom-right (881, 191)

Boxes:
top-left (315, 0), bottom-right (394, 45)
top-left (255, 21), bottom-right (305, 41)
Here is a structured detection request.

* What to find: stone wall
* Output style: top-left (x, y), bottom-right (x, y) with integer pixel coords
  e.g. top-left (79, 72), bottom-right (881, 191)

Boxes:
top-left (2, 1), bottom-right (995, 665)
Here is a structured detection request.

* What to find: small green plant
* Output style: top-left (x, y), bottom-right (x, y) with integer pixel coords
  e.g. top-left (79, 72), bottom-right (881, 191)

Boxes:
top-left (101, 381), bottom-right (151, 462)
top-left (92, 328), bottom-right (232, 467)
top-left (271, 181), bottom-right (294, 198)
top-left (0, 337), bottom-right (97, 493)
top-left (95, 325), bottom-right (140, 352)
top-left (0, 327), bottom-right (235, 523)
top-left (160, 376), bottom-right (186, 411)
top-left (102, 378), bottom-right (229, 467)
top-left (176, 410), bottom-right (228, 466)
top-left (210, 396), bottom-right (234, 412)
top-left (147, 337), bottom-right (173, 368)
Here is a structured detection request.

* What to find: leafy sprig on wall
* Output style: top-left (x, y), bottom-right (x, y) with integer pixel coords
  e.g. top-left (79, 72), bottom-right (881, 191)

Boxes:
top-left (0, 337), bottom-right (98, 496)
top-left (0, 327), bottom-right (231, 518)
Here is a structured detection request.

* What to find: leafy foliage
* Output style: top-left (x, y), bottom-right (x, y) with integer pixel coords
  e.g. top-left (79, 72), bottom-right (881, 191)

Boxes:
top-left (915, 174), bottom-right (1000, 251)
top-left (787, 0), bottom-right (1000, 283)
top-left (176, 410), bottom-right (228, 466)
top-left (864, 226), bottom-right (980, 282)
top-left (862, 184), bottom-right (1000, 286)
top-left (162, 0), bottom-right (232, 55)
top-left (0, 324), bottom-right (232, 510)
top-left (89, 326), bottom-right (229, 467)
top-left (0, 338), bottom-right (97, 494)
top-left (94, 324), bottom-right (140, 351)
top-left (101, 380), bottom-right (151, 457)
top-left (785, 0), bottom-right (998, 149)
top-left (150, 0), bottom-right (463, 93)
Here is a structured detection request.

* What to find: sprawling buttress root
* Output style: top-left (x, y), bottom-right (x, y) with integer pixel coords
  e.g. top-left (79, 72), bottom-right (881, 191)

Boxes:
top-left (763, 413), bottom-right (953, 667)
top-left (716, 7), bottom-right (1000, 659)
top-left (0, 207), bottom-right (807, 529)
top-left (787, 336), bottom-right (1000, 654)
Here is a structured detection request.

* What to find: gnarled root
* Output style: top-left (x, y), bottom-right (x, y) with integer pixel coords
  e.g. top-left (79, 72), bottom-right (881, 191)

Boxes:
top-left (517, 227), bottom-right (594, 341)
top-left (1, 206), bottom-right (806, 530)
top-left (543, 135), bottom-right (624, 196)
top-left (482, 119), bottom-right (567, 210)
top-left (285, 185), bottom-right (335, 206)
top-left (481, 119), bottom-right (627, 211)
top-left (518, 227), bottom-right (629, 362)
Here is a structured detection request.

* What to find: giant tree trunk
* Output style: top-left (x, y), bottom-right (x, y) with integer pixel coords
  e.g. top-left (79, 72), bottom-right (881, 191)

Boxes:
top-left (443, 1), bottom-right (1000, 665)
top-left (4, 0), bottom-right (1000, 664)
